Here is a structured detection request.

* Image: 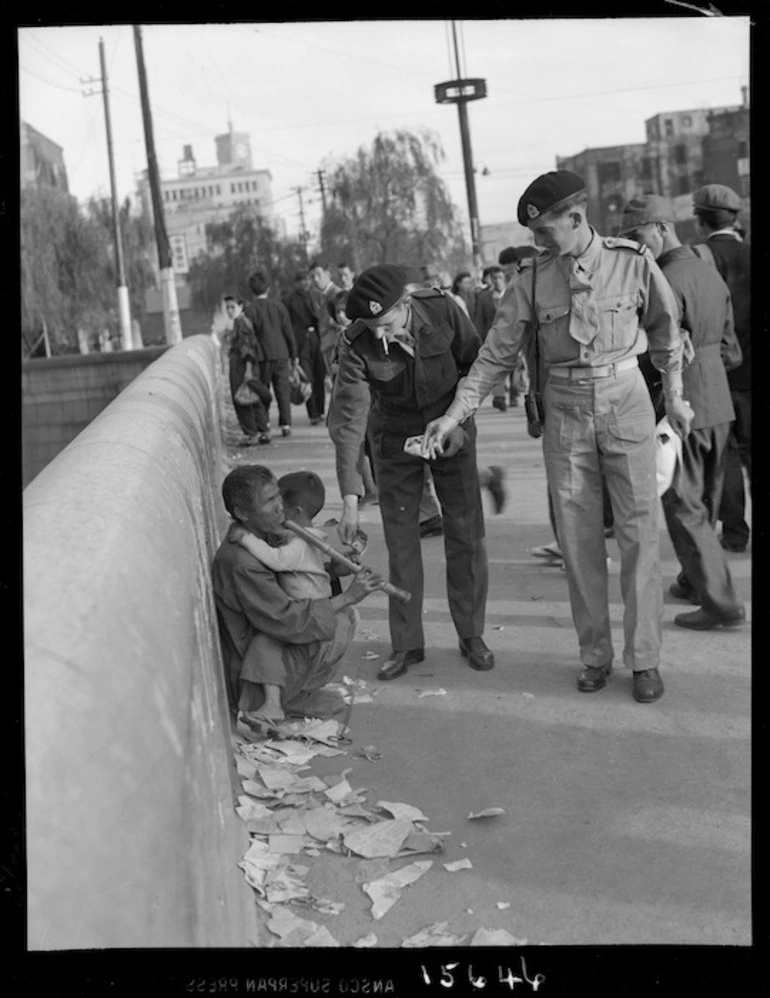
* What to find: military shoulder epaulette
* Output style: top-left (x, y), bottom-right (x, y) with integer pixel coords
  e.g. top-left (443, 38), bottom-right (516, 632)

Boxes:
top-left (343, 319), bottom-right (368, 345)
top-left (517, 257), bottom-right (536, 272)
top-left (410, 287), bottom-right (445, 299)
top-left (603, 236), bottom-right (647, 255)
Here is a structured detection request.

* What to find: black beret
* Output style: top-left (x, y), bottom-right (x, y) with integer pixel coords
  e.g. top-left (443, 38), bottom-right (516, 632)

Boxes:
top-left (517, 170), bottom-right (587, 227)
top-left (345, 265), bottom-right (410, 321)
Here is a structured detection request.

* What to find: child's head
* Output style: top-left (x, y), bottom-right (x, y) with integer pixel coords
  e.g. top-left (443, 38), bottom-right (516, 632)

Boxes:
top-left (329, 290), bottom-right (350, 328)
top-left (278, 471), bottom-right (325, 524)
top-left (223, 294), bottom-right (244, 319)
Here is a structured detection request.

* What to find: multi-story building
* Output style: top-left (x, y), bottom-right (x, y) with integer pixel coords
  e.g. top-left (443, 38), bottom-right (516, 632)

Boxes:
top-left (20, 121), bottom-right (69, 192)
top-left (138, 121), bottom-right (274, 270)
top-left (556, 92), bottom-right (749, 242)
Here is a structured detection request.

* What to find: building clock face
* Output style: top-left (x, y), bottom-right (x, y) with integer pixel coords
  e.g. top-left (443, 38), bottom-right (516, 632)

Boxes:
top-left (235, 141), bottom-right (248, 161)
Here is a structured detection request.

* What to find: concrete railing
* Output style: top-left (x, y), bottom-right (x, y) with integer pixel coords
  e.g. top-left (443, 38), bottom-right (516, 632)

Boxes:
top-left (24, 335), bottom-right (258, 949)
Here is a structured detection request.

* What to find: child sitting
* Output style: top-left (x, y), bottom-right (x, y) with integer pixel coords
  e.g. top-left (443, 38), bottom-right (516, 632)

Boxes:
top-left (229, 470), bottom-right (352, 601)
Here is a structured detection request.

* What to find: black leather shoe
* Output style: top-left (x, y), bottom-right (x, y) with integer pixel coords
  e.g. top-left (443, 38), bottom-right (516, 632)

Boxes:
top-left (419, 515), bottom-right (443, 538)
top-left (577, 663), bottom-right (612, 692)
top-left (719, 535), bottom-right (747, 553)
top-left (377, 648), bottom-right (424, 681)
top-left (674, 607), bottom-right (746, 630)
top-left (492, 397), bottom-right (507, 412)
top-left (485, 465), bottom-right (507, 514)
top-left (632, 668), bottom-right (664, 703)
top-left (668, 580), bottom-right (701, 604)
top-left (459, 637), bottom-right (495, 671)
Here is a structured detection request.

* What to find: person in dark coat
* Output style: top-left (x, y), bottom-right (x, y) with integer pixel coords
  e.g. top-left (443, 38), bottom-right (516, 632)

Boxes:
top-left (282, 270), bottom-right (325, 425)
top-left (620, 194), bottom-right (745, 631)
top-left (223, 294), bottom-right (270, 445)
top-left (245, 270), bottom-right (298, 438)
top-left (691, 184), bottom-right (751, 553)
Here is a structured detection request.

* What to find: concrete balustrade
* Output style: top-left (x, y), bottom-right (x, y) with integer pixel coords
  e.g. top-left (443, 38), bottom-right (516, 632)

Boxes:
top-left (24, 334), bottom-right (258, 949)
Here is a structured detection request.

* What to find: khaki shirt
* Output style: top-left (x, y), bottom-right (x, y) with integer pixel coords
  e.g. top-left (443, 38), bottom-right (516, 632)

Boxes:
top-left (446, 228), bottom-right (684, 424)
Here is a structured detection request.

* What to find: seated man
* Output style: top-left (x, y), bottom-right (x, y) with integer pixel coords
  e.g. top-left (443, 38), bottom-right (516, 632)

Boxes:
top-left (212, 464), bottom-right (381, 725)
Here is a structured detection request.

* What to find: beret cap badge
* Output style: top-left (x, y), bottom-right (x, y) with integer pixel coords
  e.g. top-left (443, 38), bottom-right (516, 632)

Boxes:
top-left (527, 203), bottom-right (540, 219)
top-left (369, 300), bottom-right (382, 315)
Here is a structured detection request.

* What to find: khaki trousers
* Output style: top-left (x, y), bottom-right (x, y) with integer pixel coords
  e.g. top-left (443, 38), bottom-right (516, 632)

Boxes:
top-left (543, 367), bottom-right (662, 671)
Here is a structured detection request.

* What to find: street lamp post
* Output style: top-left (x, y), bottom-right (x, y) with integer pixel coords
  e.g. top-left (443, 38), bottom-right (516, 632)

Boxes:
top-left (434, 21), bottom-right (487, 271)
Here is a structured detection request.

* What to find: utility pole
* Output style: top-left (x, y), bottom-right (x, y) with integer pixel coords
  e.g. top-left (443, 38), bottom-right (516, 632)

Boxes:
top-left (434, 20), bottom-right (487, 272)
top-left (99, 39), bottom-right (132, 350)
top-left (316, 169), bottom-right (327, 215)
top-left (133, 24), bottom-right (182, 345)
top-left (294, 186), bottom-right (308, 263)
top-left (81, 40), bottom-right (133, 351)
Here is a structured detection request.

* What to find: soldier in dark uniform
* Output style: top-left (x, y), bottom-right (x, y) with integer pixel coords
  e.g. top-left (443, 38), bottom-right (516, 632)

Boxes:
top-left (327, 265), bottom-right (494, 681)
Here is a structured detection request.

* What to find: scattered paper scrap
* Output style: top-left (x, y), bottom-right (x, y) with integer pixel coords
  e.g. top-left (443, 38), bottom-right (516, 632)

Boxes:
top-left (363, 860), bottom-right (433, 920)
top-left (377, 801), bottom-right (428, 822)
top-left (343, 819), bottom-right (413, 859)
top-left (496, 902), bottom-right (511, 910)
top-left (267, 907), bottom-right (318, 943)
top-left (521, 693), bottom-right (535, 700)
top-left (355, 745), bottom-right (382, 762)
top-left (303, 807), bottom-right (347, 842)
top-left (470, 928), bottom-right (527, 946)
top-left (360, 629), bottom-right (382, 641)
top-left (402, 922), bottom-right (467, 947)
top-left (443, 858), bottom-right (473, 872)
top-left (242, 780), bottom-right (284, 800)
top-left (355, 858), bottom-right (391, 884)
top-left (324, 779), bottom-right (354, 803)
top-left (398, 829), bottom-right (446, 857)
top-left (460, 842), bottom-right (468, 848)
top-left (417, 688), bottom-right (447, 699)
top-left (305, 848), bottom-right (321, 857)
top-left (265, 740), bottom-right (319, 765)
top-left (268, 834), bottom-right (305, 855)
top-left (361, 651), bottom-right (381, 661)
top-left (303, 925), bottom-right (340, 947)
top-left (468, 808), bottom-right (506, 820)
top-left (353, 932), bottom-right (378, 948)
top-left (255, 766), bottom-right (299, 790)
top-left (236, 756), bottom-right (257, 779)
top-left (491, 625), bottom-right (505, 630)
top-left (235, 797), bottom-right (273, 822)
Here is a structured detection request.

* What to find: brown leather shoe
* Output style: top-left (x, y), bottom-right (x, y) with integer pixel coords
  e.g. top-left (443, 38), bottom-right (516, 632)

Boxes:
top-left (377, 648), bottom-right (425, 681)
top-left (459, 637), bottom-right (495, 671)
top-left (632, 668), bottom-right (664, 703)
top-left (674, 607), bottom-right (745, 630)
top-left (577, 663), bottom-right (612, 692)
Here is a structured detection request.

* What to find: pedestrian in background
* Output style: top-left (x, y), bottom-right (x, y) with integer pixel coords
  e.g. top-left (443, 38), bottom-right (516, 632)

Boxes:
top-left (337, 261), bottom-right (356, 291)
top-left (245, 270), bottom-right (297, 439)
top-left (329, 264), bottom-right (494, 682)
top-left (282, 270), bottom-right (326, 426)
top-left (223, 294), bottom-right (271, 446)
top-left (424, 170), bottom-right (693, 704)
top-left (691, 184), bottom-right (752, 554)
top-left (309, 261), bottom-right (342, 388)
top-left (620, 194), bottom-right (745, 632)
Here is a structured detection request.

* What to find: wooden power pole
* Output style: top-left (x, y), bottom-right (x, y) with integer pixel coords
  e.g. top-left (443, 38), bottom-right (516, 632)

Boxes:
top-left (133, 24), bottom-right (182, 345)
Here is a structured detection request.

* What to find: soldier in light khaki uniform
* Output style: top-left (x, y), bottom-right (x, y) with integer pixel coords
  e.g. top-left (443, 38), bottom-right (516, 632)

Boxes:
top-left (424, 171), bottom-right (694, 703)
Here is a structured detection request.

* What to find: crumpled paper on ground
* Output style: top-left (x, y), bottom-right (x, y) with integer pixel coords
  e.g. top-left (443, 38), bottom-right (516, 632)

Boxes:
top-left (377, 801), bottom-right (428, 822)
top-left (353, 932), bottom-right (378, 947)
top-left (470, 927), bottom-right (528, 946)
top-left (443, 858), bottom-right (473, 872)
top-left (343, 819), bottom-right (414, 859)
top-left (468, 807), bottom-right (505, 819)
top-left (354, 745), bottom-right (382, 762)
top-left (417, 688), bottom-right (447, 699)
top-left (402, 922), bottom-right (467, 947)
top-left (363, 860), bottom-right (433, 919)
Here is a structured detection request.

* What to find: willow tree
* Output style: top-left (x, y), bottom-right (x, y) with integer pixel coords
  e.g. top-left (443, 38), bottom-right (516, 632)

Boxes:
top-left (318, 128), bottom-right (469, 277)
top-left (188, 207), bottom-right (306, 316)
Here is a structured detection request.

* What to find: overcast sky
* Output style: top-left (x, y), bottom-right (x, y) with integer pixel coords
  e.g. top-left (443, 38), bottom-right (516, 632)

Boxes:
top-left (18, 18), bottom-right (750, 241)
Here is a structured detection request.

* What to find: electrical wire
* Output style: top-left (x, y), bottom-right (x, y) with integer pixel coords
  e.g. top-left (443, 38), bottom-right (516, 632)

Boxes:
top-left (19, 64), bottom-right (82, 94)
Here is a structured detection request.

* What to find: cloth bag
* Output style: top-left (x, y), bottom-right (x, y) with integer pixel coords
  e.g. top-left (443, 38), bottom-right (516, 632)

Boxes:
top-left (655, 416), bottom-right (683, 496)
top-left (289, 363), bottom-right (313, 405)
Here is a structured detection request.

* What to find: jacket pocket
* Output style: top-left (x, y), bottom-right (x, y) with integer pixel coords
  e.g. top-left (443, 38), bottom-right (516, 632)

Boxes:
top-left (598, 292), bottom-right (640, 349)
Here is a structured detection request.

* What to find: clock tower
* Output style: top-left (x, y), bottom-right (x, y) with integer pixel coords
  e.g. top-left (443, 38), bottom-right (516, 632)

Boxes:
top-left (215, 119), bottom-right (253, 171)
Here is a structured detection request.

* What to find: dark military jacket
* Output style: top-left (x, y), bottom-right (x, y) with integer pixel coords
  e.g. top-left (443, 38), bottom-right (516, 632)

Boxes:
top-left (328, 289), bottom-right (481, 495)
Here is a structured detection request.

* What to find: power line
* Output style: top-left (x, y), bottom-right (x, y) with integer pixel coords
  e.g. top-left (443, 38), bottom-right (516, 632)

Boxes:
top-left (19, 64), bottom-right (82, 94)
